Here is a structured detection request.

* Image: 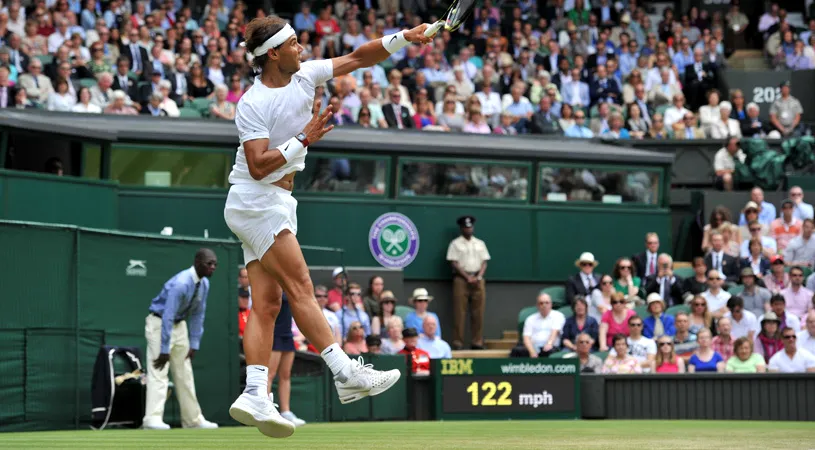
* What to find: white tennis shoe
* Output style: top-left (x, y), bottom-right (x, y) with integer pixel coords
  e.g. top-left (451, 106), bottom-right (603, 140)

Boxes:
top-left (335, 357), bottom-right (401, 404)
top-left (229, 392), bottom-right (295, 438)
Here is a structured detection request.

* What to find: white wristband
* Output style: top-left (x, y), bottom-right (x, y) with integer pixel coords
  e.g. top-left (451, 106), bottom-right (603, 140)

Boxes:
top-left (278, 136), bottom-right (305, 162)
top-left (382, 31), bottom-right (409, 54)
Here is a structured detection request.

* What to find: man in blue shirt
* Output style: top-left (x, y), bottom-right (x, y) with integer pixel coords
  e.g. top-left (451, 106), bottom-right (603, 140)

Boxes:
top-left (143, 248), bottom-right (218, 430)
top-left (334, 282), bottom-right (372, 337)
top-left (739, 187), bottom-right (778, 226)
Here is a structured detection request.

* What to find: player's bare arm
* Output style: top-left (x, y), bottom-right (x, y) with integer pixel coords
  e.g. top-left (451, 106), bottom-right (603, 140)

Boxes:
top-left (331, 23), bottom-right (434, 78)
top-left (243, 100), bottom-right (334, 181)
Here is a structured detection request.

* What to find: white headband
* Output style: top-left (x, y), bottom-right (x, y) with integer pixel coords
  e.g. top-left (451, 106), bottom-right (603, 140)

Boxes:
top-left (241, 23), bottom-right (296, 57)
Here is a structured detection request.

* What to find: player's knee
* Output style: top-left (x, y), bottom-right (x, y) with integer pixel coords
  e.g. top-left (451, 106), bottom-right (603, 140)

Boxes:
top-left (282, 271), bottom-right (314, 303)
top-left (252, 295), bottom-right (282, 320)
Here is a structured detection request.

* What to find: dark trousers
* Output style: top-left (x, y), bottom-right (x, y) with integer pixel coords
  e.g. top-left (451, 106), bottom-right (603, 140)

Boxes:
top-left (452, 276), bottom-right (486, 347)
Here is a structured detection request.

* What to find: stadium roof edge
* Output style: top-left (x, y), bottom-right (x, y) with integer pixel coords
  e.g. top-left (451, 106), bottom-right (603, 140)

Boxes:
top-left (0, 110), bottom-right (674, 165)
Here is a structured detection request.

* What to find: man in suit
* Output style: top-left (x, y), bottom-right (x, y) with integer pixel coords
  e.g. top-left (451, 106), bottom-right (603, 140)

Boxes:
top-left (561, 67), bottom-right (590, 109)
top-left (530, 96), bottom-right (561, 135)
top-left (643, 253), bottom-right (684, 307)
top-left (632, 232), bottom-right (661, 279)
top-left (592, 0), bottom-right (618, 27)
top-left (631, 83), bottom-right (652, 124)
top-left (6, 33), bottom-right (29, 74)
top-left (17, 58), bottom-right (53, 104)
top-left (589, 64), bottom-right (621, 106)
top-left (586, 40), bottom-right (615, 70)
top-left (705, 231), bottom-right (740, 284)
top-left (112, 56), bottom-right (139, 102)
top-left (566, 252), bottom-right (602, 305)
top-left (120, 28), bottom-right (149, 78)
top-left (671, 112), bottom-right (706, 139)
top-left (543, 41), bottom-right (566, 74)
top-left (683, 48), bottom-right (718, 111)
top-left (137, 71), bottom-right (164, 107)
top-left (90, 72), bottom-right (117, 109)
top-left (223, 22), bottom-right (244, 54)
top-left (383, 87), bottom-right (414, 129)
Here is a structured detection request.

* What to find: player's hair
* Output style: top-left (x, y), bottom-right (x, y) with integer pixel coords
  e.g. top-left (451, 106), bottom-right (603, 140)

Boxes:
top-left (244, 16), bottom-right (289, 71)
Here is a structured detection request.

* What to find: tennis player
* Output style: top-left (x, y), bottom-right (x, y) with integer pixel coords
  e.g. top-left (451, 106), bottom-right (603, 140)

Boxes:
top-left (225, 16), bottom-right (433, 438)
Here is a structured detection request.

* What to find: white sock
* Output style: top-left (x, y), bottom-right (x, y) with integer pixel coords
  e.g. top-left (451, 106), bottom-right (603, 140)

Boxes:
top-left (244, 365), bottom-right (268, 396)
top-left (321, 343), bottom-right (353, 382)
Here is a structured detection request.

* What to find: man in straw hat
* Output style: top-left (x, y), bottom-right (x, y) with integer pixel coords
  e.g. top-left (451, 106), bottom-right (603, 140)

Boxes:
top-left (566, 252), bottom-right (602, 305)
top-left (404, 288), bottom-right (441, 338)
top-left (446, 215), bottom-right (491, 350)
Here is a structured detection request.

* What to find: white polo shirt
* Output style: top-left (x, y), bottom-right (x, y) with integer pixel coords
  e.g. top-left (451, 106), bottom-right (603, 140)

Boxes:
top-left (523, 310), bottom-right (566, 350)
top-left (768, 348), bottom-right (815, 373)
top-left (725, 310), bottom-right (760, 339)
top-left (797, 330), bottom-right (815, 355)
top-left (702, 289), bottom-right (732, 312)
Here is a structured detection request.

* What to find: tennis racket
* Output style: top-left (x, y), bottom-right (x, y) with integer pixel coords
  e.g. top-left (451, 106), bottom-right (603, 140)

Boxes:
top-left (424, 0), bottom-right (477, 37)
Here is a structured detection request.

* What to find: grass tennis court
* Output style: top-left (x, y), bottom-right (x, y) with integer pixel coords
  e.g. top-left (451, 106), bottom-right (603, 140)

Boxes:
top-left (2, 420), bottom-right (813, 449)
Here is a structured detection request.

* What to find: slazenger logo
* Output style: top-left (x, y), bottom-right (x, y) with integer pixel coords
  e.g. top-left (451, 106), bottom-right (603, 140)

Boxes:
top-left (126, 260), bottom-right (147, 277)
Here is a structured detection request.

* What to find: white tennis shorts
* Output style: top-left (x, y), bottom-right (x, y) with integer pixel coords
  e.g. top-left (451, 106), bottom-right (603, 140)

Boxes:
top-left (224, 183), bottom-right (298, 264)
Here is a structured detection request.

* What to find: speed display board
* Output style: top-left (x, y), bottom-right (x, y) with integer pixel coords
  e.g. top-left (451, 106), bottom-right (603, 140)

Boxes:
top-left (433, 358), bottom-right (580, 420)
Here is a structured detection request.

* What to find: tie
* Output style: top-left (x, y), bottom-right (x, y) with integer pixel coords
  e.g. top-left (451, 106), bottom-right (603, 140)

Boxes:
top-left (103, 91), bottom-right (108, 101)
top-left (131, 45), bottom-right (140, 72)
top-left (176, 281), bottom-right (201, 320)
top-left (33, 76), bottom-right (39, 89)
top-left (654, 316), bottom-right (665, 337)
top-left (649, 255), bottom-right (655, 276)
top-left (395, 106), bottom-right (403, 129)
top-left (661, 277), bottom-right (668, 301)
top-left (715, 254), bottom-right (721, 271)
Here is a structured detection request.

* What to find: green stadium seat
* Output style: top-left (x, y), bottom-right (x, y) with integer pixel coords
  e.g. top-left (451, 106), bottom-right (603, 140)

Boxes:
top-left (784, 266), bottom-right (813, 278)
top-left (593, 350), bottom-right (609, 361)
top-left (558, 305), bottom-right (573, 318)
top-left (541, 286), bottom-right (567, 308)
top-left (79, 78), bottom-right (98, 89)
top-left (127, 71), bottom-right (139, 81)
top-left (394, 305), bottom-right (414, 322)
top-left (633, 305), bottom-right (648, 318)
top-left (728, 284), bottom-right (745, 296)
top-left (35, 54), bottom-right (53, 65)
top-left (548, 350), bottom-right (572, 358)
top-left (190, 97), bottom-right (213, 112)
top-left (178, 107), bottom-right (202, 118)
top-left (655, 104), bottom-right (670, 116)
top-left (665, 304), bottom-right (690, 317)
top-left (674, 267), bottom-right (695, 279)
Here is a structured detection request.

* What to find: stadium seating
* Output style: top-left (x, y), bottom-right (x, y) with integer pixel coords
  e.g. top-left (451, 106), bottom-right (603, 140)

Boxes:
top-left (541, 286), bottom-right (567, 308)
top-left (394, 305), bottom-right (415, 322)
top-left (673, 267), bottom-right (695, 280)
top-left (558, 305), bottom-right (573, 318)
top-left (727, 285), bottom-right (745, 296)
top-left (665, 304), bottom-right (691, 317)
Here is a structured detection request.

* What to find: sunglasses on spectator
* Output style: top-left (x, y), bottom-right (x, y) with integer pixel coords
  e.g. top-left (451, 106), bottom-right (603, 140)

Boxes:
top-left (750, 227), bottom-right (761, 232)
top-left (619, 265), bottom-right (631, 270)
top-left (359, 112), bottom-right (370, 117)
top-left (577, 340), bottom-right (591, 345)
top-left (538, 301), bottom-right (551, 305)
top-left (629, 323), bottom-right (643, 327)
top-left (351, 326), bottom-right (361, 330)
top-left (315, 294), bottom-right (327, 298)
top-left (693, 302), bottom-right (706, 307)
top-left (709, 277), bottom-right (721, 281)
top-left (611, 300), bottom-right (625, 305)
top-left (349, 291), bottom-right (362, 296)
top-left (601, 281), bottom-right (612, 285)
top-left (783, 335), bottom-right (797, 340)
top-left (791, 192), bottom-right (803, 197)
top-left (659, 342), bottom-right (673, 347)
top-left (580, 262), bottom-right (593, 267)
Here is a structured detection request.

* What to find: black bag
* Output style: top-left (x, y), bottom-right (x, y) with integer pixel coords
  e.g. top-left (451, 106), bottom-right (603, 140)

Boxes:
top-left (91, 346), bottom-right (146, 430)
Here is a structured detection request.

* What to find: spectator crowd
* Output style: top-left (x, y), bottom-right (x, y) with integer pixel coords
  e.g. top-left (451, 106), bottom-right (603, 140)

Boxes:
top-left (0, 0), bottom-right (809, 141)
top-left (516, 184), bottom-right (815, 374)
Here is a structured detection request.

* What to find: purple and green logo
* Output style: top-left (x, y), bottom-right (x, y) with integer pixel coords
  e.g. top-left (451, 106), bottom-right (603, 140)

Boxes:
top-left (368, 212), bottom-right (420, 269)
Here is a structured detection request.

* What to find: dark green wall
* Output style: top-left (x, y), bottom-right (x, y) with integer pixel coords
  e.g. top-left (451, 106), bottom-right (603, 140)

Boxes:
top-left (0, 169), bottom-right (118, 228)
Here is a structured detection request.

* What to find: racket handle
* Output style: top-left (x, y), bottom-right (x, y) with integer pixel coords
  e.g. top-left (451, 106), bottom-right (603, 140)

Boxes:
top-left (424, 21), bottom-right (444, 37)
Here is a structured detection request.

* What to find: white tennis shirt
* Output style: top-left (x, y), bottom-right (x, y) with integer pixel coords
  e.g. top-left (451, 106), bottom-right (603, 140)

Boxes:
top-left (230, 60), bottom-right (334, 185)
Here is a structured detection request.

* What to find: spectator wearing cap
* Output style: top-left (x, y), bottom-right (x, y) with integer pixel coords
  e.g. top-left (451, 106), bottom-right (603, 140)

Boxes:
top-left (417, 316), bottom-right (453, 359)
top-left (560, 296), bottom-right (599, 352)
top-left (770, 199), bottom-right (802, 254)
top-left (725, 296), bottom-right (759, 341)
top-left (518, 292), bottom-right (565, 358)
top-left (315, 285), bottom-right (341, 344)
top-left (446, 215), bottom-right (490, 350)
top-left (643, 253), bottom-right (684, 308)
top-left (712, 317), bottom-right (736, 361)
top-left (371, 290), bottom-right (397, 337)
top-left (754, 311), bottom-right (784, 363)
top-left (764, 256), bottom-right (790, 293)
top-left (769, 80), bottom-right (805, 137)
top-left (738, 187), bottom-right (777, 227)
top-left (779, 267), bottom-right (813, 320)
top-left (566, 252), bottom-right (602, 305)
top-left (326, 267), bottom-right (346, 312)
top-left (366, 335), bottom-right (382, 354)
top-left (643, 293), bottom-right (676, 339)
top-left (404, 288), bottom-right (441, 338)
top-left (739, 220), bottom-right (778, 259)
top-left (789, 186), bottom-right (814, 221)
top-left (335, 282), bottom-right (371, 338)
top-left (701, 269), bottom-right (732, 318)
top-left (768, 326), bottom-right (815, 373)
top-left (705, 232), bottom-right (740, 284)
top-left (398, 327), bottom-right (431, 375)
top-left (713, 136), bottom-right (745, 191)
top-left (738, 201), bottom-right (769, 239)
top-left (739, 268), bottom-right (772, 316)
top-left (765, 293), bottom-right (803, 332)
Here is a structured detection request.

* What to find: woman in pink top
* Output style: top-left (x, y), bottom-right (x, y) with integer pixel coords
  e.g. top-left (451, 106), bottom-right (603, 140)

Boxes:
top-left (462, 107), bottom-right (492, 134)
top-left (599, 292), bottom-right (636, 351)
top-left (342, 321), bottom-right (368, 355)
top-left (651, 336), bottom-right (686, 373)
top-left (602, 334), bottom-right (642, 374)
top-left (226, 74), bottom-right (245, 104)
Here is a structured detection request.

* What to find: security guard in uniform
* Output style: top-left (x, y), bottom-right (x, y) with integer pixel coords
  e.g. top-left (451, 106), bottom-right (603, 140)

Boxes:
top-left (446, 216), bottom-right (491, 350)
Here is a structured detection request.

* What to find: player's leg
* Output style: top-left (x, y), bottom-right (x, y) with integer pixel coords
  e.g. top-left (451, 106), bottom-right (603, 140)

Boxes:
top-left (259, 230), bottom-right (401, 404)
top-left (229, 259), bottom-right (295, 438)
top-left (143, 315), bottom-right (171, 429)
top-left (267, 350), bottom-right (281, 395)
top-left (275, 351), bottom-right (306, 426)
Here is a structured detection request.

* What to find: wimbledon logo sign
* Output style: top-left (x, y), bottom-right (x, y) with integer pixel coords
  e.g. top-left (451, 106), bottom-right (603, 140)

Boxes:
top-left (368, 212), bottom-right (420, 269)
